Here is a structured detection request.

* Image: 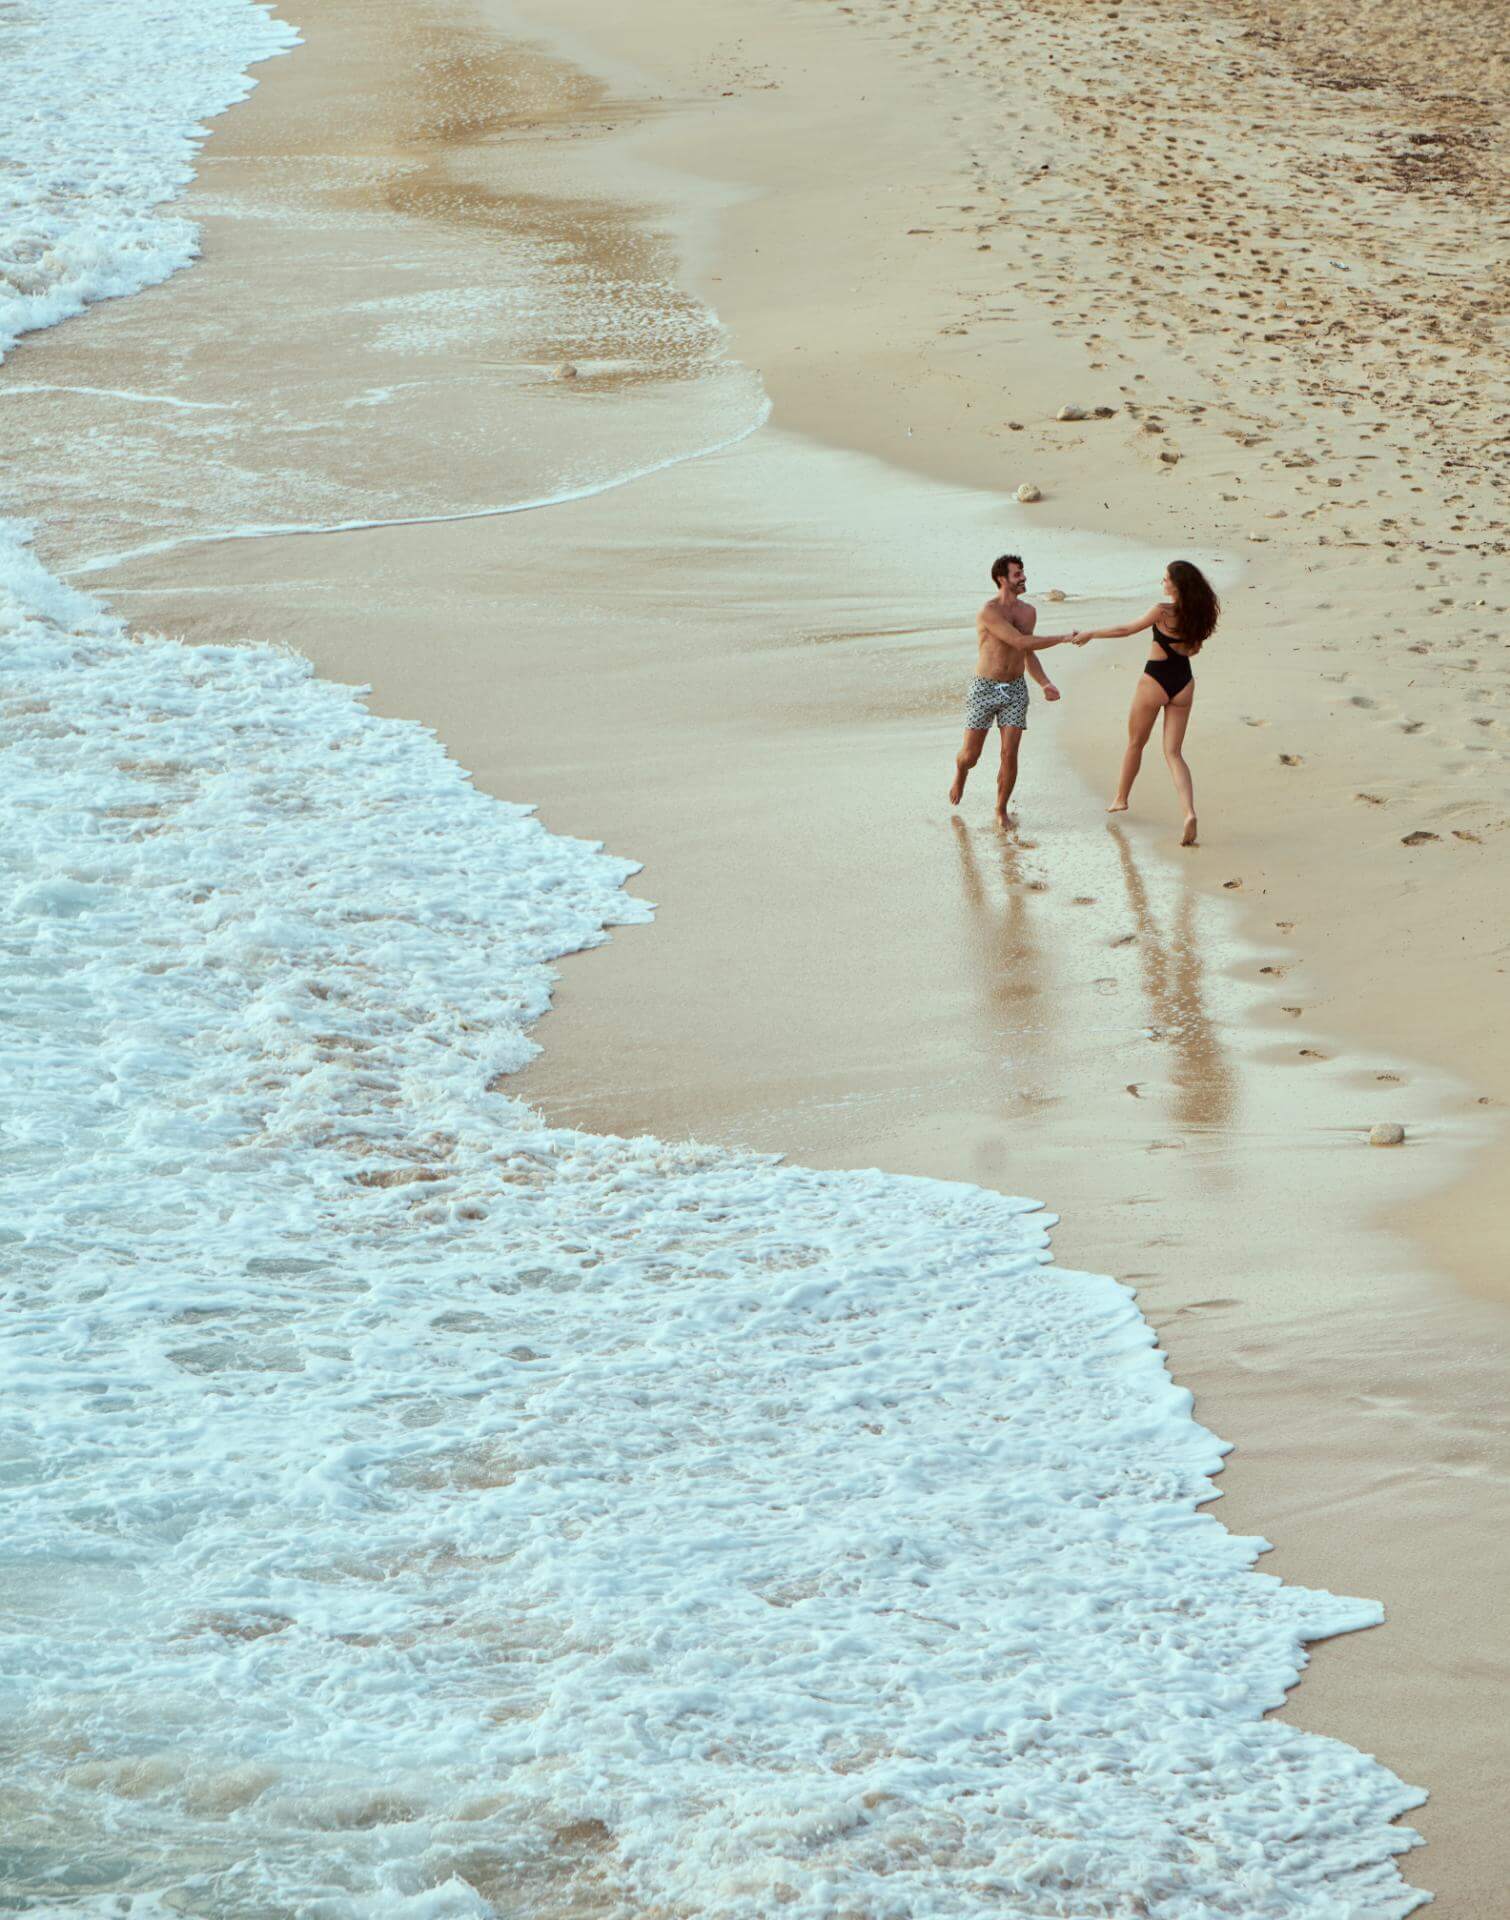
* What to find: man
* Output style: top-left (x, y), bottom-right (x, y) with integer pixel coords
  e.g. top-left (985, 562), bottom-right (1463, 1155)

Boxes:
top-left (948, 554), bottom-right (1081, 825)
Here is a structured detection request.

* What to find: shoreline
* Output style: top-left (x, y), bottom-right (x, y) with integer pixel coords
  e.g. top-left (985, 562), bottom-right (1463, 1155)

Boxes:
top-left (8, 0), bottom-right (1506, 1908)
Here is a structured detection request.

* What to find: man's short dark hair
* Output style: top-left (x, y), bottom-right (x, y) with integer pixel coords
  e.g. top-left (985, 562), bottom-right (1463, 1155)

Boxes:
top-left (991, 553), bottom-right (1024, 585)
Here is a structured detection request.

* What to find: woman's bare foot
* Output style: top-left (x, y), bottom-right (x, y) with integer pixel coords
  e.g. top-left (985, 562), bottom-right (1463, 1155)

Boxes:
top-left (1106, 797), bottom-right (1129, 814)
top-left (1181, 814), bottom-right (1199, 846)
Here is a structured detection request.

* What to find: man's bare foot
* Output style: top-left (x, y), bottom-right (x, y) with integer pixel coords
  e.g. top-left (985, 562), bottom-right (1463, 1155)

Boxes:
top-left (949, 770), bottom-right (965, 806)
top-left (995, 808), bottom-right (1015, 831)
top-left (1181, 814), bottom-right (1199, 846)
top-left (1106, 798), bottom-right (1129, 814)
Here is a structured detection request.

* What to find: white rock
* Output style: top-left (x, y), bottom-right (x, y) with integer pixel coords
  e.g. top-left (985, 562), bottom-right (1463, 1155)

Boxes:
top-left (1045, 589), bottom-right (1066, 602)
top-left (1369, 1122), bottom-right (1406, 1147)
top-left (1056, 404), bottom-right (1087, 421)
top-left (555, 361), bottom-right (579, 380)
top-left (1016, 482), bottom-right (1042, 504)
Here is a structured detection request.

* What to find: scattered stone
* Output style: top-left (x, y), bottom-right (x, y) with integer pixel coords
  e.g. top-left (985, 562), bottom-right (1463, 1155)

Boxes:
top-left (1016, 482), bottom-right (1042, 503)
top-left (1056, 404), bottom-right (1087, 421)
top-left (1369, 1122), bottom-right (1406, 1147)
top-left (1222, 877), bottom-right (1242, 889)
top-left (1278, 753), bottom-right (1302, 766)
top-left (1159, 449), bottom-right (1180, 465)
top-left (1401, 830), bottom-right (1439, 845)
top-left (1007, 420), bottom-right (1024, 430)
top-left (555, 361), bottom-right (579, 380)
top-left (1045, 588), bottom-right (1066, 602)
top-left (1093, 405), bottom-right (1116, 418)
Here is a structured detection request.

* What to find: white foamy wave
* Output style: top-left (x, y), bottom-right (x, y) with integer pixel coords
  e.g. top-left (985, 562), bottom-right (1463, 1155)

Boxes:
top-left (0, 0), bottom-right (298, 362)
top-left (1, 533), bottom-right (1426, 1914)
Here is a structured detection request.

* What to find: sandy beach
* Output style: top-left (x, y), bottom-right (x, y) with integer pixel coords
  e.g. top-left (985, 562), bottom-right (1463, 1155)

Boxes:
top-left (8, 0), bottom-right (1507, 1907)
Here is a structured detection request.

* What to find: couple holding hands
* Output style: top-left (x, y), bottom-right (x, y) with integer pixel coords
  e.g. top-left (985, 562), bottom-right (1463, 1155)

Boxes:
top-left (949, 551), bottom-right (1221, 845)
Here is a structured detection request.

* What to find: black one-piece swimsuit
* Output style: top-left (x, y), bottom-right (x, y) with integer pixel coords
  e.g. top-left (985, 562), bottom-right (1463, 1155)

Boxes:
top-left (1143, 626), bottom-right (1193, 699)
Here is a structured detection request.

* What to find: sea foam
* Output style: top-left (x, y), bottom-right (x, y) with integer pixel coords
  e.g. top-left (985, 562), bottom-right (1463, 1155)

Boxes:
top-left (0, 0), bottom-right (298, 357)
top-left (0, 1), bottom-right (1428, 1915)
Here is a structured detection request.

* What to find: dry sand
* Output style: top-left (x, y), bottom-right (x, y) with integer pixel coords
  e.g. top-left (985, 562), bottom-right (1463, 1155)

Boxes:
top-left (9, 0), bottom-right (1508, 1907)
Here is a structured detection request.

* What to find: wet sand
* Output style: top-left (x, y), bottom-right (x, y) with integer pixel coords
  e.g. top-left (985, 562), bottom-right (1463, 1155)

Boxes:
top-left (10, 0), bottom-right (1508, 1908)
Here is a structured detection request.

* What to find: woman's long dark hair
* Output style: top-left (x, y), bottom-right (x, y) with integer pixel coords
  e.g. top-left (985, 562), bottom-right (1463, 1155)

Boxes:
top-left (1166, 559), bottom-right (1220, 650)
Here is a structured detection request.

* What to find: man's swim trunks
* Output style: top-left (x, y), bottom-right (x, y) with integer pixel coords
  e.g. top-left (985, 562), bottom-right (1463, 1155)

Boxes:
top-left (964, 674), bottom-right (1029, 731)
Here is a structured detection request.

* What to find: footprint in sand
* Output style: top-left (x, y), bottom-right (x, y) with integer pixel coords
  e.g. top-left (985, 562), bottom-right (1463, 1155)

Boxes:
top-left (1110, 932), bottom-right (1138, 947)
top-left (1278, 753), bottom-right (1303, 766)
top-left (1377, 1072), bottom-right (1402, 1084)
top-left (1401, 721), bottom-right (1426, 734)
top-left (1281, 1006), bottom-right (1303, 1017)
top-left (1349, 695), bottom-right (1377, 709)
top-left (1401, 830), bottom-right (1440, 846)
top-left (1355, 792), bottom-right (1387, 805)
top-left (1072, 895), bottom-right (1097, 905)
top-left (1222, 878), bottom-right (1243, 889)
top-left (1453, 829), bottom-right (1483, 843)
top-left (1298, 1048), bottom-right (1327, 1061)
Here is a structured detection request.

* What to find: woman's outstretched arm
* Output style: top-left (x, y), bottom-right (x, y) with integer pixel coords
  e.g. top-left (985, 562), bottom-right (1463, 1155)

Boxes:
top-left (1079, 604), bottom-right (1164, 642)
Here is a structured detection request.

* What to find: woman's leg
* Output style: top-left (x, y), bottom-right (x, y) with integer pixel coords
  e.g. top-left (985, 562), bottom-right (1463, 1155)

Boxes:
top-left (1161, 693), bottom-right (1198, 843)
top-left (1108, 680), bottom-right (1165, 812)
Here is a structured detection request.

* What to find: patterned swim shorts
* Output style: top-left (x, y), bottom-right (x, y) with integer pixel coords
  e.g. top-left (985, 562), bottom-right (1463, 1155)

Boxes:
top-left (964, 674), bottom-right (1029, 731)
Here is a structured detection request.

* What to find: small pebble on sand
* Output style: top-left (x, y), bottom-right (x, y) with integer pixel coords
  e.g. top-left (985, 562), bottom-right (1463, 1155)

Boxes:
top-left (1369, 1122), bottom-right (1406, 1147)
top-left (1016, 482), bottom-right (1042, 503)
top-left (555, 361), bottom-right (579, 380)
top-left (1057, 404), bottom-right (1087, 421)
top-left (1045, 588), bottom-right (1066, 602)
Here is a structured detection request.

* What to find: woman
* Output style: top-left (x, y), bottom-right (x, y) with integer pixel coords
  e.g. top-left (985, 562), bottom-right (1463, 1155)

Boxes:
top-left (1077, 559), bottom-right (1220, 846)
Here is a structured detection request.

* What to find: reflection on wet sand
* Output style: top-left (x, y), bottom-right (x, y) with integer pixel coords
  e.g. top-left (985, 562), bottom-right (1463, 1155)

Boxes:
top-left (1108, 822), bottom-right (1236, 1136)
top-left (950, 815), bottom-right (1053, 1111)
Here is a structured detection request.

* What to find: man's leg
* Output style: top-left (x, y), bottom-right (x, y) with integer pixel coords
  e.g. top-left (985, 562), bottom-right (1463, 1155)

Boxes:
top-left (950, 728), bottom-right (989, 805)
top-left (995, 725), bottom-right (1022, 824)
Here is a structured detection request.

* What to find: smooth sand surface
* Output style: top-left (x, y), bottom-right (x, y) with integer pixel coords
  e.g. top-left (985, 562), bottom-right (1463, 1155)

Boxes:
top-left (11, 0), bottom-right (1507, 1907)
